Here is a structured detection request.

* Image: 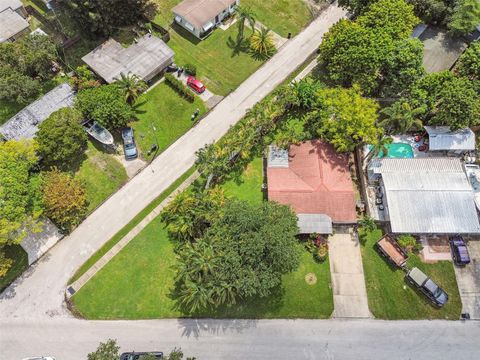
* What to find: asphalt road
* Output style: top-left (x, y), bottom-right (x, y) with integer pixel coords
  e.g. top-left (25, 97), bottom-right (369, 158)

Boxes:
top-left (1, 318), bottom-right (479, 360)
top-left (0, 4), bottom-right (347, 321)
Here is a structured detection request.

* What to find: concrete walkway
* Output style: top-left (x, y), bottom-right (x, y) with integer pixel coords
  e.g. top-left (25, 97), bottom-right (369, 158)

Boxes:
top-left (329, 232), bottom-right (371, 318)
top-left (0, 4), bottom-right (347, 320)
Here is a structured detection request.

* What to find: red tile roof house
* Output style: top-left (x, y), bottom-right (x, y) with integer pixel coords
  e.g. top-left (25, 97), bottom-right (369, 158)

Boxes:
top-left (267, 140), bottom-right (357, 234)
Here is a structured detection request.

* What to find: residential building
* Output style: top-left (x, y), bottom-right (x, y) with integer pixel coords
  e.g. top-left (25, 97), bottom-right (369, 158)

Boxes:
top-left (173, 0), bottom-right (238, 39)
top-left (267, 140), bottom-right (357, 234)
top-left (368, 157), bottom-right (480, 234)
top-left (0, 0), bottom-right (29, 43)
top-left (0, 83), bottom-right (75, 140)
top-left (424, 126), bottom-right (475, 155)
top-left (82, 34), bottom-right (174, 84)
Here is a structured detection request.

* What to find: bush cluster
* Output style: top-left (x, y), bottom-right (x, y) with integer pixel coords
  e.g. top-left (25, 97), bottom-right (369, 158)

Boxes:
top-left (164, 73), bottom-right (195, 102)
top-left (183, 63), bottom-right (197, 76)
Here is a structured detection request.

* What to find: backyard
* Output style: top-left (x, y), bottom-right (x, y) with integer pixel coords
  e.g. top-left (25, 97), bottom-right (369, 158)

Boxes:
top-left (361, 228), bottom-right (462, 320)
top-left (131, 82), bottom-right (206, 159)
top-left (71, 156), bottom-right (334, 319)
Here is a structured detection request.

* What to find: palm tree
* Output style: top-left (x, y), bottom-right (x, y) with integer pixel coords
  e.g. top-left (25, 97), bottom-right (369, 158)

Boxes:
top-left (235, 6), bottom-right (256, 44)
top-left (249, 28), bottom-right (275, 59)
top-left (365, 136), bottom-right (393, 164)
top-left (379, 101), bottom-right (424, 134)
top-left (115, 72), bottom-right (147, 104)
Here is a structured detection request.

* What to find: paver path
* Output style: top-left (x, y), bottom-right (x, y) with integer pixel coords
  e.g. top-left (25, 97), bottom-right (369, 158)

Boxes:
top-left (329, 232), bottom-right (371, 318)
top-left (0, 4), bottom-right (348, 320)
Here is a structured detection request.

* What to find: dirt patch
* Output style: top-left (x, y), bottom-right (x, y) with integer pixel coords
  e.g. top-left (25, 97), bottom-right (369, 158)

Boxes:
top-left (305, 272), bottom-right (317, 285)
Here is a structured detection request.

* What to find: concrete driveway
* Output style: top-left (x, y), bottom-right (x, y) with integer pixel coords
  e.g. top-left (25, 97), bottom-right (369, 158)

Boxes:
top-left (329, 231), bottom-right (371, 318)
top-left (454, 240), bottom-right (480, 319)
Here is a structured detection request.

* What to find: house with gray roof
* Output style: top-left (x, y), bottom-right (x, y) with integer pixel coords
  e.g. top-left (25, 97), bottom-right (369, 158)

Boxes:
top-left (0, 0), bottom-right (29, 43)
top-left (368, 157), bottom-right (480, 234)
top-left (82, 34), bottom-right (174, 84)
top-left (173, 0), bottom-right (238, 39)
top-left (0, 83), bottom-right (75, 140)
top-left (424, 126), bottom-right (475, 154)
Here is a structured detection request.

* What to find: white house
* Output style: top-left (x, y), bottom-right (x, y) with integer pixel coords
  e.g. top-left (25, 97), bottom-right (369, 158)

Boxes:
top-left (173, 0), bottom-right (238, 39)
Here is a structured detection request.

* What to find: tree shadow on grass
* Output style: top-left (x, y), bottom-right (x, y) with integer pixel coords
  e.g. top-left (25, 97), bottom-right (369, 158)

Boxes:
top-left (226, 36), bottom-right (249, 57)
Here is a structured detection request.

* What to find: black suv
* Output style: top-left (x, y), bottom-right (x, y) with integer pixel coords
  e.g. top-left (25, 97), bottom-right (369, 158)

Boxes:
top-left (120, 352), bottom-right (163, 360)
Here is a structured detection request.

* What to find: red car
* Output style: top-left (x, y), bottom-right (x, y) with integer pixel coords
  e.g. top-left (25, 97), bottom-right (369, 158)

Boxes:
top-left (186, 76), bottom-right (206, 93)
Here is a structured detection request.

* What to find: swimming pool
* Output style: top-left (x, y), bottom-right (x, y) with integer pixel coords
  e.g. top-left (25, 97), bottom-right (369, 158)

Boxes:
top-left (377, 142), bottom-right (414, 158)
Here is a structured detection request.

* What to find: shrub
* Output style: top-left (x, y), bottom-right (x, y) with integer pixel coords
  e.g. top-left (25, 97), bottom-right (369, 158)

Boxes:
top-left (183, 63), bottom-right (197, 76)
top-left (42, 168), bottom-right (88, 232)
top-left (71, 66), bottom-right (101, 91)
top-left (397, 234), bottom-right (422, 253)
top-left (35, 108), bottom-right (88, 169)
top-left (164, 73), bottom-right (195, 102)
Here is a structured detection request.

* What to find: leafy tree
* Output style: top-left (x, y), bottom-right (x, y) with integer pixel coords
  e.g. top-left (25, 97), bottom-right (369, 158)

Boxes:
top-left (35, 108), bottom-right (88, 168)
top-left (408, 0), bottom-right (451, 25)
top-left (42, 169), bottom-right (87, 231)
top-left (175, 200), bottom-right (300, 311)
top-left (71, 66), bottom-right (101, 91)
top-left (235, 6), bottom-right (256, 44)
top-left (455, 41), bottom-right (480, 82)
top-left (448, 0), bottom-right (480, 36)
top-left (379, 101), bottom-right (424, 134)
top-left (161, 188), bottom-right (226, 242)
top-left (305, 86), bottom-right (381, 152)
top-left (249, 28), bottom-right (276, 59)
top-left (114, 73), bottom-right (148, 104)
top-left (291, 78), bottom-right (324, 109)
top-left (0, 250), bottom-right (13, 278)
top-left (0, 66), bottom-right (41, 104)
top-left (87, 339), bottom-right (119, 360)
top-left (0, 140), bottom-right (42, 248)
top-left (12, 34), bottom-right (58, 79)
top-left (75, 84), bottom-right (134, 129)
top-left (357, 0), bottom-right (420, 39)
top-left (380, 38), bottom-right (425, 97)
top-left (338, 0), bottom-right (375, 15)
top-left (67, 0), bottom-right (156, 36)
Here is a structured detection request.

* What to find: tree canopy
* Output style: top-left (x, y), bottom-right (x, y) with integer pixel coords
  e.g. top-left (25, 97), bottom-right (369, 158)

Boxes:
top-left (35, 108), bottom-right (88, 169)
top-left (318, 0), bottom-right (421, 96)
top-left (455, 41), bottom-right (480, 83)
top-left (174, 200), bottom-right (300, 311)
top-left (87, 339), bottom-right (119, 360)
top-left (75, 84), bottom-right (134, 129)
top-left (0, 140), bottom-right (42, 247)
top-left (305, 86), bottom-right (381, 152)
top-left (67, 0), bottom-right (156, 36)
top-left (448, 0), bottom-right (480, 36)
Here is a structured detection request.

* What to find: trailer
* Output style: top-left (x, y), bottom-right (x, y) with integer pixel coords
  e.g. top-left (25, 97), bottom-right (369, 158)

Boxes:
top-left (375, 234), bottom-right (408, 269)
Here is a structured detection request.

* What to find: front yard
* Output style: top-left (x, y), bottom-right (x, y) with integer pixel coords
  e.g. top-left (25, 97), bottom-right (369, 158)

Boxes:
top-left (361, 228), bottom-right (462, 320)
top-left (131, 82), bottom-right (206, 159)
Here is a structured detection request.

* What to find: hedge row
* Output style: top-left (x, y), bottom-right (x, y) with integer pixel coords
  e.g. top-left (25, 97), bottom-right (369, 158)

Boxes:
top-left (164, 73), bottom-right (195, 102)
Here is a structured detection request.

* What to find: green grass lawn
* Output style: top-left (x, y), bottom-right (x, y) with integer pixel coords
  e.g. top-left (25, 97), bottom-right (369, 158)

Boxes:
top-left (168, 25), bottom-right (263, 96)
top-left (0, 245), bottom-right (28, 291)
top-left (222, 157), bottom-right (264, 204)
top-left (131, 83), bottom-right (206, 159)
top-left (243, 0), bottom-right (312, 37)
top-left (72, 218), bottom-right (333, 319)
top-left (75, 142), bottom-right (128, 212)
top-left (361, 229), bottom-right (462, 320)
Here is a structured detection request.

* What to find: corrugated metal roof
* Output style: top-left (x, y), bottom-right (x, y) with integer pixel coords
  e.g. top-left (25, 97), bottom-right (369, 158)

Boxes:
top-left (297, 214), bottom-right (332, 234)
top-left (0, 83), bottom-right (75, 140)
top-left (424, 126), bottom-right (475, 151)
top-left (382, 172), bottom-right (472, 192)
top-left (0, 7), bottom-right (28, 42)
top-left (369, 157), bottom-right (464, 174)
top-left (386, 190), bottom-right (480, 234)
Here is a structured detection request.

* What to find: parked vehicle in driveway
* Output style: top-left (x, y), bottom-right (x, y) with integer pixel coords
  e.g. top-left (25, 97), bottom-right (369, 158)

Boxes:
top-left (120, 352), bottom-right (163, 360)
top-left (375, 234), bottom-right (408, 268)
top-left (449, 235), bottom-right (470, 266)
top-left (121, 127), bottom-right (138, 160)
top-left (187, 76), bottom-right (206, 93)
top-left (406, 267), bottom-right (448, 307)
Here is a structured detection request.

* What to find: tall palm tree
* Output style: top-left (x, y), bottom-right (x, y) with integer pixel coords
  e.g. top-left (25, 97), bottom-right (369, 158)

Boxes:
top-left (365, 136), bottom-right (393, 164)
top-left (235, 6), bottom-right (256, 43)
top-left (115, 72), bottom-right (147, 104)
top-left (249, 27), bottom-right (275, 59)
top-left (379, 101), bottom-right (424, 134)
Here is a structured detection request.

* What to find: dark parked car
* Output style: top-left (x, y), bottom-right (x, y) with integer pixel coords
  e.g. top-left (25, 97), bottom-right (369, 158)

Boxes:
top-left (449, 236), bottom-right (470, 266)
top-left (186, 76), bottom-right (206, 93)
top-left (120, 352), bottom-right (163, 360)
top-left (406, 267), bottom-right (448, 307)
top-left (121, 127), bottom-right (138, 160)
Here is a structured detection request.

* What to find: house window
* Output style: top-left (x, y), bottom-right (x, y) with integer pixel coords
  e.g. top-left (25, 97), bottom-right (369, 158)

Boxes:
top-left (184, 21), bottom-right (195, 32)
top-left (175, 15), bottom-right (183, 24)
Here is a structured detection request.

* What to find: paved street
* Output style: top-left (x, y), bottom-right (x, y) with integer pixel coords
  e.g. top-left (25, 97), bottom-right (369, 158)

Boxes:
top-left (1, 318), bottom-right (479, 360)
top-left (0, 5), bottom-right (348, 320)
